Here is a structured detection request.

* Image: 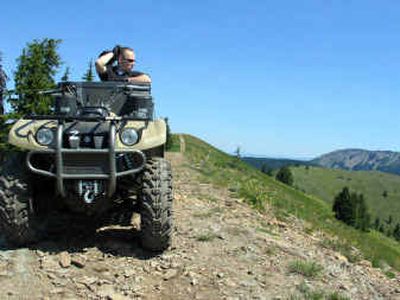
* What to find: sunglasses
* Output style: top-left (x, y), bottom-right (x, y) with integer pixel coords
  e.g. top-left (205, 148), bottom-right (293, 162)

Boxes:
top-left (123, 58), bottom-right (136, 63)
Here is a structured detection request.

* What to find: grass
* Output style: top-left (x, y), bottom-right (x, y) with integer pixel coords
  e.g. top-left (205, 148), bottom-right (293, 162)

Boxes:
top-left (288, 260), bottom-right (324, 278)
top-left (256, 222), bottom-right (279, 236)
top-left (175, 134), bottom-right (400, 271)
top-left (195, 231), bottom-right (218, 242)
top-left (256, 226), bottom-right (277, 236)
top-left (166, 134), bottom-right (181, 152)
top-left (197, 193), bottom-right (219, 203)
top-left (290, 165), bottom-right (400, 223)
top-left (385, 271), bottom-right (396, 279)
top-left (291, 282), bottom-right (350, 300)
top-left (264, 245), bottom-right (279, 256)
top-left (319, 238), bottom-right (362, 263)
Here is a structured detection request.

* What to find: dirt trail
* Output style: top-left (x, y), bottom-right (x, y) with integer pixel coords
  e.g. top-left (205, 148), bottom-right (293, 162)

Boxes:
top-left (0, 143), bottom-right (399, 299)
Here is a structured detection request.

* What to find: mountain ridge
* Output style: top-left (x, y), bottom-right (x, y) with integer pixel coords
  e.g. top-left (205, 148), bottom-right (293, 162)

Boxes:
top-left (244, 148), bottom-right (400, 176)
top-left (312, 148), bottom-right (400, 175)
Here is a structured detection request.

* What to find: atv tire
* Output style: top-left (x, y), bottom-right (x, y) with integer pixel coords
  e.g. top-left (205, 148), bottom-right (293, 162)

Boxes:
top-left (139, 158), bottom-right (173, 251)
top-left (0, 153), bottom-right (40, 246)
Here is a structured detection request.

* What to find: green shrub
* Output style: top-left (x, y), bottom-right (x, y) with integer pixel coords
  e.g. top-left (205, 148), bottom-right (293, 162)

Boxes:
top-left (288, 260), bottom-right (324, 278)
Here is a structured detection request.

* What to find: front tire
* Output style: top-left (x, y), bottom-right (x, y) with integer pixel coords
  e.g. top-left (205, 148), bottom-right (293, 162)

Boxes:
top-left (0, 153), bottom-right (39, 246)
top-left (139, 158), bottom-right (173, 251)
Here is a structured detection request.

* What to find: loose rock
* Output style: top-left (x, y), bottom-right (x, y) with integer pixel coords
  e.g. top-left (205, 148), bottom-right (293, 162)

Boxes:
top-left (71, 256), bottom-right (86, 268)
top-left (59, 252), bottom-right (71, 268)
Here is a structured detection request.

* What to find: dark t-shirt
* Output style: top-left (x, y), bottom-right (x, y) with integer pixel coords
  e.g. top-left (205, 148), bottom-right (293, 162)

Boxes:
top-left (99, 65), bottom-right (146, 82)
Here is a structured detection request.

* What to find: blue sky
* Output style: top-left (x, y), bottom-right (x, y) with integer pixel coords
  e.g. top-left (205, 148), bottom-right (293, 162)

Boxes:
top-left (1, 1), bottom-right (400, 158)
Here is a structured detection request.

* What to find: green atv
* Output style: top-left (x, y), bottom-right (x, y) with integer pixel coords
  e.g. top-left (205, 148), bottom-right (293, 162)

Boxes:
top-left (0, 81), bottom-right (173, 251)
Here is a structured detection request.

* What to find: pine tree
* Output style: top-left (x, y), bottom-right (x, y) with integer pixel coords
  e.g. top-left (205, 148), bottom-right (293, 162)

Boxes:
top-left (333, 187), bottom-right (370, 231)
top-left (393, 223), bottom-right (400, 242)
top-left (261, 163), bottom-right (268, 173)
top-left (61, 66), bottom-right (70, 81)
top-left (353, 193), bottom-right (370, 231)
top-left (0, 52), bottom-right (12, 154)
top-left (234, 146), bottom-right (241, 159)
top-left (0, 51), bottom-right (7, 115)
top-left (260, 164), bottom-right (273, 176)
top-left (386, 215), bottom-right (393, 226)
top-left (333, 187), bottom-right (354, 226)
top-left (11, 38), bottom-right (62, 115)
top-left (374, 217), bottom-right (380, 230)
top-left (82, 60), bottom-right (94, 82)
top-left (276, 166), bottom-right (293, 186)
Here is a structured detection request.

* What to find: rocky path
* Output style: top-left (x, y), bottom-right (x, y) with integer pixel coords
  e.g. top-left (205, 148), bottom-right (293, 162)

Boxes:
top-left (0, 150), bottom-right (399, 299)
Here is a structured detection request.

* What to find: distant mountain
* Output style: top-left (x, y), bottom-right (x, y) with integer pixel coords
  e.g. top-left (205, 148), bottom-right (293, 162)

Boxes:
top-left (311, 149), bottom-right (400, 175)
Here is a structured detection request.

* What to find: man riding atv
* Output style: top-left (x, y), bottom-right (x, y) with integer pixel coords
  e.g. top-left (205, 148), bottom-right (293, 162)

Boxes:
top-left (95, 45), bottom-right (151, 83)
top-left (0, 46), bottom-right (173, 252)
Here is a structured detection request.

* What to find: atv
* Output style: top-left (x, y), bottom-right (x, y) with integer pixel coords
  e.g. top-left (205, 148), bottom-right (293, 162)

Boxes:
top-left (0, 81), bottom-right (173, 251)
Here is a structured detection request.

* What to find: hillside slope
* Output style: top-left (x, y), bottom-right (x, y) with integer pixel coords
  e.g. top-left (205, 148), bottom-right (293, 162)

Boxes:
top-left (312, 149), bottom-right (400, 175)
top-left (290, 165), bottom-right (400, 222)
top-left (0, 135), bottom-right (398, 299)
top-left (242, 157), bottom-right (312, 171)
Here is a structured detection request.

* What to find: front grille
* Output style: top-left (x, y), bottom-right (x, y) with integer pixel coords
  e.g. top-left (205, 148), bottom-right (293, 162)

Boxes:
top-left (63, 153), bottom-right (109, 175)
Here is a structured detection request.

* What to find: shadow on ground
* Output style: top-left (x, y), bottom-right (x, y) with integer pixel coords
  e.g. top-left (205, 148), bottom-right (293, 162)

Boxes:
top-left (0, 223), bottom-right (161, 260)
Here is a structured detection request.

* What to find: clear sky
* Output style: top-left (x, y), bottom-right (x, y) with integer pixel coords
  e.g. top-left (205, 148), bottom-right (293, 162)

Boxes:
top-left (1, 0), bottom-right (400, 159)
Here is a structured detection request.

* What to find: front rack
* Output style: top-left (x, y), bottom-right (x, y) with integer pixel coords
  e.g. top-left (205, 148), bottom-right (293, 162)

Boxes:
top-left (26, 121), bottom-right (146, 198)
top-left (24, 115), bottom-right (147, 122)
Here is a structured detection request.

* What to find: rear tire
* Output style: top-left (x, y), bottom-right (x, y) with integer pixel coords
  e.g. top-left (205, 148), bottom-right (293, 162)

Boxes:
top-left (139, 158), bottom-right (173, 251)
top-left (0, 153), bottom-right (40, 246)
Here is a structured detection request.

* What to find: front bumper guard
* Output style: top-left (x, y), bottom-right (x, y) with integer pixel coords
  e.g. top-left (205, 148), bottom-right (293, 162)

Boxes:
top-left (26, 122), bottom-right (146, 198)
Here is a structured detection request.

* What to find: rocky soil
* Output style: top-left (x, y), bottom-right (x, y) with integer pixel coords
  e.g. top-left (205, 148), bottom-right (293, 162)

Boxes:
top-left (0, 149), bottom-right (399, 299)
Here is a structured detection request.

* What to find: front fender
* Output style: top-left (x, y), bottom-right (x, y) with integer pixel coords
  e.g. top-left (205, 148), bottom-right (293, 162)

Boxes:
top-left (118, 118), bottom-right (167, 150)
top-left (8, 119), bottom-right (57, 150)
top-left (8, 118), bottom-right (167, 151)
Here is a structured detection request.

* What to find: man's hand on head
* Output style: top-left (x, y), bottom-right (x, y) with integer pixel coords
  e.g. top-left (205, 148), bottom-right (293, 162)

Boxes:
top-left (112, 45), bottom-right (122, 59)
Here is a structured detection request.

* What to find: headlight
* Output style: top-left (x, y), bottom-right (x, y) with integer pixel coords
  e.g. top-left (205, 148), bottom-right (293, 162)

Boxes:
top-left (120, 128), bottom-right (138, 146)
top-left (36, 128), bottom-right (54, 146)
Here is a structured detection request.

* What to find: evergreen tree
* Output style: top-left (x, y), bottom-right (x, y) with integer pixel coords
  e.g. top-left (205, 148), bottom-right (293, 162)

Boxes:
top-left (353, 193), bottom-right (370, 231)
top-left (0, 51), bottom-right (7, 115)
top-left (0, 52), bottom-right (10, 154)
top-left (333, 187), bottom-right (354, 226)
top-left (61, 66), bottom-right (70, 81)
top-left (386, 226), bottom-right (393, 237)
top-left (261, 163), bottom-right (268, 173)
top-left (11, 38), bottom-right (62, 115)
top-left (82, 60), bottom-right (94, 82)
top-left (393, 223), bottom-right (400, 242)
top-left (234, 146), bottom-right (241, 159)
top-left (374, 217), bottom-right (380, 230)
top-left (275, 166), bottom-right (293, 186)
top-left (333, 187), bottom-right (370, 231)
top-left (260, 163), bottom-right (273, 176)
